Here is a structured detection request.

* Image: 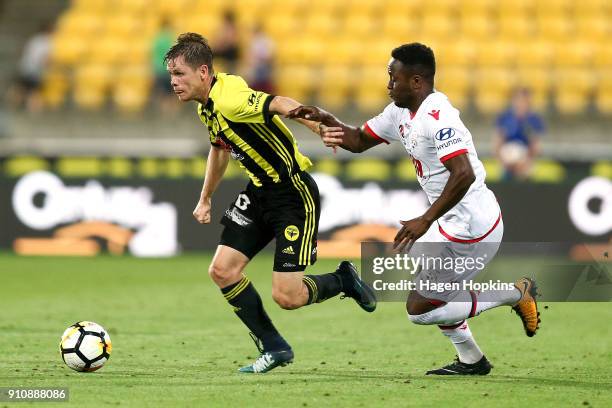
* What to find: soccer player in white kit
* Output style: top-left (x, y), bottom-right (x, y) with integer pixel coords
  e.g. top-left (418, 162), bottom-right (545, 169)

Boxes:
top-left (288, 43), bottom-right (540, 375)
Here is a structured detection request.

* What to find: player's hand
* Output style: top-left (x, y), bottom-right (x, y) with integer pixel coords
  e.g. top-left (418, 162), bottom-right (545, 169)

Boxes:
top-left (193, 197), bottom-right (212, 224)
top-left (319, 123), bottom-right (345, 149)
top-left (286, 105), bottom-right (330, 122)
top-left (393, 216), bottom-right (432, 252)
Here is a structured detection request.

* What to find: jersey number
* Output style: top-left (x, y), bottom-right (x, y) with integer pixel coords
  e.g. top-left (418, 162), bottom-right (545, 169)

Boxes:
top-left (235, 194), bottom-right (251, 211)
top-left (412, 158), bottom-right (424, 178)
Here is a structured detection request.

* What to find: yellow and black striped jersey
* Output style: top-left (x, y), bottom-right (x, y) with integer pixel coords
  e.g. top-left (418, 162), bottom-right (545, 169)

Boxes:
top-left (197, 73), bottom-right (312, 187)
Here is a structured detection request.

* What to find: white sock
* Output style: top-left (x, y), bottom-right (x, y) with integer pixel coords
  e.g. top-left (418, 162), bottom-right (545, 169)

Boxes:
top-left (408, 287), bottom-right (522, 326)
top-left (439, 321), bottom-right (483, 364)
top-left (474, 288), bottom-right (521, 315)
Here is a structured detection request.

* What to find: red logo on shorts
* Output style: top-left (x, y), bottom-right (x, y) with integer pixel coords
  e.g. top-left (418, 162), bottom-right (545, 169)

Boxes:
top-left (428, 110), bottom-right (440, 120)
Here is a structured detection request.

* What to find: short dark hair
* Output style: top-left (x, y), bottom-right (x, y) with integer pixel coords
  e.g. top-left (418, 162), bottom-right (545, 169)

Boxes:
top-left (164, 32), bottom-right (213, 71)
top-left (391, 43), bottom-right (435, 82)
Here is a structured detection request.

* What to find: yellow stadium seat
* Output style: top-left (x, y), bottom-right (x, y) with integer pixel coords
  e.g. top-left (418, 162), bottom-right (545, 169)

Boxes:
top-left (553, 69), bottom-right (595, 114)
top-left (348, 0), bottom-right (381, 15)
top-left (554, 69), bottom-right (595, 94)
top-left (574, 16), bottom-right (609, 42)
top-left (41, 69), bottom-right (69, 109)
top-left (120, 0), bottom-right (149, 14)
top-left (474, 41), bottom-right (516, 68)
top-left (593, 43), bottom-right (612, 68)
top-left (355, 66), bottom-right (390, 112)
top-left (460, 15), bottom-right (495, 40)
top-left (181, 14), bottom-right (221, 40)
top-left (317, 66), bottom-right (354, 110)
top-left (56, 11), bottom-right (103, 37)
top-left (360, 39), bottom-right (397, 67)
top-left (573, 0), bottom-right (610, 16)
top-left (474, 69), bottom-right (516, 114)
top-left (596, 72), bottom-right (612, 93)
top-left (70, 0), bottom-right (113, 13)
top-left (265, 0), bottom-right (305, 15)
top-left (555, 91), bottom-right (590, 115)
top-left (276, 66), bottom-right (316, 102)
top-left (88, 36), bottom-right (125, 64)
top-left (73, 64), bottom-right (112, 110)
top-left (496, 0), bottom-right (532, 15)
top-left (261, 13), bottom-right (298, 40)
top-left (435, 67), bottom-right (471, 111)
top-left (380, 0), bottom-right (421, 16)
top-left (123, 38), bottom-right (151, 65)
top-left (533, 0), bottom-right (571, 17)
top-left (304, 0), bottom-right (341, 15)
top-left (113, 85), bottom-right (150, 113)
top-left (295, 38), bottom-right (324, 65)
top-left (435, 39), bottom-right (476, 67)
top-left (595, 90), bottom-right (612, 114)
top-left (381, 15), bottom-right (420, 41)
top-left (274, 40), bottom-right (301, 65)
top-left (535, 16), bottom-right (572, 40)
top-left (515, 39), bottom-right (554, 67)
top-left (152, 0), bottom-right (189, 18)
top-left (303, 14), bottom-right (337, 38)
top-left (515, 68), bottom-right (551, 111)
top-left (51, 34), bottom-right (89, 65)
top-left (355, 88), bottom-right (389, 113)
top-left (595, 72), bottom-right (612, 114)
top-left (319, 38), bottom-right (361, 66)
top-left (421, 14), bottom-right (456, 40)
top-left (344, 14), bottom-right (376, 37)
top-left (105, 14), bottom-right (142, 37)
top-left (553, 41), bottom-right (593, 68)
top-left (459, 0), bottom-right (495, 16)
top-left (497, 16), bottom-right (534, 41)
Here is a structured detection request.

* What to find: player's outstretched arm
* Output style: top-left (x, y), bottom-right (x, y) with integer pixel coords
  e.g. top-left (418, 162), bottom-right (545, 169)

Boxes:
top-left (269, 96), bottom-right (323, 135)
top-left (194, 146), bottom-right (230, 224)
top-left (287, 105), bottom-right (381, 153)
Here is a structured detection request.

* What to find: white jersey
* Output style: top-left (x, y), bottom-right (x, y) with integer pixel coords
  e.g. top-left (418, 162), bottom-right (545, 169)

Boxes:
top-left (364, 92), bottom-right (501, 242)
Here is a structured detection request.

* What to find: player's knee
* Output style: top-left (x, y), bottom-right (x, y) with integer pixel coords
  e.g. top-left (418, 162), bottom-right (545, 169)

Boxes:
top-left (408, 312), bottom-right (430, 325)
top-left (208, 262), bottom-right (238, 285)
top-left (272, 289), bottom-right (301, 310)
top-left (406, 300), bottom-right (434, 325)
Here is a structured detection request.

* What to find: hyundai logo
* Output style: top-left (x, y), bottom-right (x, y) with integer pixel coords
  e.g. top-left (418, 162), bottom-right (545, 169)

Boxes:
top-left (435, 128), bottom-right (456, 141)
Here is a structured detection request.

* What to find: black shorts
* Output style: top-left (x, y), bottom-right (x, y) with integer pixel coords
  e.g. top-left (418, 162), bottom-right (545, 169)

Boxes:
top-left (219, 171), bottom-right (320, 272)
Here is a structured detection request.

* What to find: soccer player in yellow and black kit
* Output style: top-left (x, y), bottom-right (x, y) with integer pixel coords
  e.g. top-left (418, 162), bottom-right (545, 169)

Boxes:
top-left (164, 33), bottom-right (376, 373)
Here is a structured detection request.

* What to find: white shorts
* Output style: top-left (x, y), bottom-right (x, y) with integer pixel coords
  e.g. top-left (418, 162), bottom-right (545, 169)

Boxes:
top-left (414, 218), bottom-right (504, 302)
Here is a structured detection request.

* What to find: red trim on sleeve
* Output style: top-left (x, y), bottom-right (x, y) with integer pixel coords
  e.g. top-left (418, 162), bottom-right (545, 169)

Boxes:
top-left (438, 212), bottom-right (502, 244)
top-left (363, 122), bottom-right (390, 144)
top-left (440, 149), bottom-right (468, 163)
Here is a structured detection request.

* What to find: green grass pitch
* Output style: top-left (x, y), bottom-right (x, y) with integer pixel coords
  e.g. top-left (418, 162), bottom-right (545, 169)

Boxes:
top-left (1, 253), bottom-right (610, 407)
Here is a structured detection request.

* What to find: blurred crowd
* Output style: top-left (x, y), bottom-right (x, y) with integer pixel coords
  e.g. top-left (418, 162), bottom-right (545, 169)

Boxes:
top-left (7, 11), bottom-right (276, 117)
top-left (7, 11), bottom-right (548, 180)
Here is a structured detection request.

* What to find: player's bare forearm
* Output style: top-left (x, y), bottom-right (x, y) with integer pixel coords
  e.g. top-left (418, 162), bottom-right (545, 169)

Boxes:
top-left (200, 146), bottom-right (230, 200)
top-left (422, 154), bottom-right (475, 224)
top-left (269, 96), bottom-right (321, 133)
top-left (286, 105), bottom-right (381, 153)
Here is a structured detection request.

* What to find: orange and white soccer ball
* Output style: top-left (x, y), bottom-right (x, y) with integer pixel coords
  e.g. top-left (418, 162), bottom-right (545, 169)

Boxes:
top-left (59, 321), bottom-right (112, 372)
